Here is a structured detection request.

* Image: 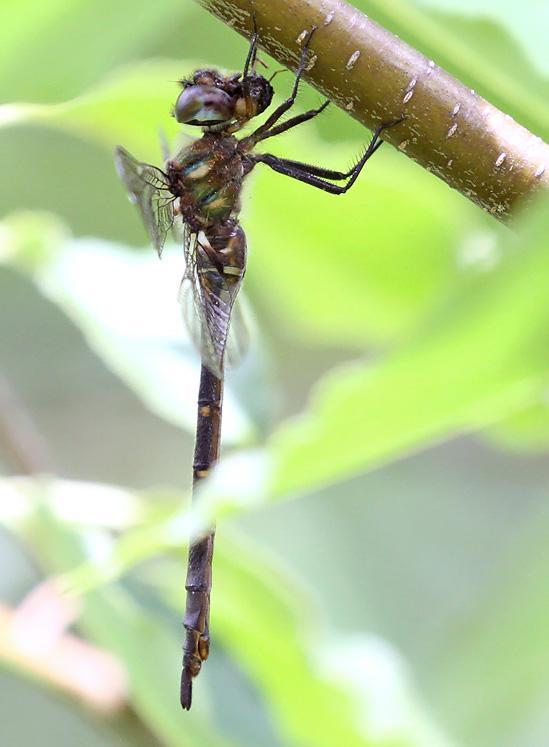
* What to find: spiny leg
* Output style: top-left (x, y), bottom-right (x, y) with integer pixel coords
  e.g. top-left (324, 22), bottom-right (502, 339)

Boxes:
top-left (251, 99), bottom-right (330, 145)
top-left (255, 138), bottom-right (383, 180)
top-left (243, 13), bottom-right (259, 76)
top-left (244, 27), bottom-right (317, 145)
top-left (252, 136), bottom-right (383, 194)
top-left (250, 118), bottom-right (404, 194)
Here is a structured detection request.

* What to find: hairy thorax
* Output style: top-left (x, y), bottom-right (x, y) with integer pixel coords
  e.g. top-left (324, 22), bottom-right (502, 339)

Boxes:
top-left (167, 134), bottom-right (244, 231)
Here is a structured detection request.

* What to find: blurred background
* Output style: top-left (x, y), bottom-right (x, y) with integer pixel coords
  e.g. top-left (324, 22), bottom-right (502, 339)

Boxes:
top-left (1, 1), bottom-right (549, 746)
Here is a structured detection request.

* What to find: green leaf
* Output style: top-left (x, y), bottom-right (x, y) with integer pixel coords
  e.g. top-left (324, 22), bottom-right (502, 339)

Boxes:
top-left (209, 532), bottom-right (456, 747)
top-left (18, 501), bottom-right (231, 746)
top-left (4, 477), bottom-right (456, 747)
top-left (355, 0), bottom-right (549, 139)
top-left (483, 397), bottom-right (549, 453)
top-left (0, 0), bottom-right (191, 104)
top-left (429, 506), bottom-right (549, 745)
top-left (0, 212), bottom-right (254, 443)
top-left (269, 199), bottom-right (549, 496)
top-left (0, 61), bottom-right (184, 159)
top-left (247, 129), bottom-right (483, 346)
top-left (410, 0), bottom-right (549, 75)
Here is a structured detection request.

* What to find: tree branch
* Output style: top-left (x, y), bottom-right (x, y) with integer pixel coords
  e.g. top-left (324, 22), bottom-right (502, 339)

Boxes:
top-left (198, 0), bottom-right (549, 221)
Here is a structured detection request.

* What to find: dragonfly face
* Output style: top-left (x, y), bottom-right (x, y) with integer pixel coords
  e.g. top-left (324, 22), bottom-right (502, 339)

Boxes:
top-left (175, 68), bottom-right (274, 127)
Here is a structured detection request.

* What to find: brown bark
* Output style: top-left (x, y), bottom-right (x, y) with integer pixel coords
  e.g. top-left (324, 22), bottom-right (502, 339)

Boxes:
top-left (198, 0), bottom-right (549, 221)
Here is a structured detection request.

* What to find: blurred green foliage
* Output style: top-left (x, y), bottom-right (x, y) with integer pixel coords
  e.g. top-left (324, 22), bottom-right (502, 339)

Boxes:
top-left (1, 2), bottom-right (549, 747)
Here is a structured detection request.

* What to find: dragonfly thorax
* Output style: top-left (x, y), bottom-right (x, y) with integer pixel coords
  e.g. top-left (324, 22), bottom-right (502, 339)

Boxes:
top-left (168, 135), bottom-right (244, 230)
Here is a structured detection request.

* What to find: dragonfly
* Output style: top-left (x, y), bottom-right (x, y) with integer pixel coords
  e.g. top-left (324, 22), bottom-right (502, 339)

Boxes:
top-left (115, 22), bottom-right (403, 710)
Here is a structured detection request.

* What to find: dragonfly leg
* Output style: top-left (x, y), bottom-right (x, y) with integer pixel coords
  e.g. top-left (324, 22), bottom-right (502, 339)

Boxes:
top-left (244, 27), bottom-right (317, 144)
top-left (243, 13), bottom-right (259, 77)
top-left (247, 140), bottom-right (373, 181)
top-left (254, 137), bottom-right (383, 180)
top-left (250, 118), bottom-right (404, 193)
top-left (249, 99), bottom-right (330, 145)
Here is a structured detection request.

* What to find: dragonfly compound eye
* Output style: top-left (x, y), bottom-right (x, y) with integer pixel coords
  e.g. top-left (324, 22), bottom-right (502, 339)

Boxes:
top-left (174, 85), bottom-right (235, 126)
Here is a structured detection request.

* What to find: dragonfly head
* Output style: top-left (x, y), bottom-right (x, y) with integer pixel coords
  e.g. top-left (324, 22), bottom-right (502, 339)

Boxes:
top-left (174, 68), bottom-right (273, 129)
top-left (236, 72), bottom-right (274, 120)
top-left (175, 69), bottom-right (237, 126)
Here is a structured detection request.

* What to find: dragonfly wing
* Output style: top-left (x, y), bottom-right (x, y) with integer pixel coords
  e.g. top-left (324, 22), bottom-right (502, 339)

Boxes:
top-left (115, 146), bottom-right (174, 256)
top-left (179, 227), bottom-right (244, 377)
top-left (224, 299), bottom-right (250, 369)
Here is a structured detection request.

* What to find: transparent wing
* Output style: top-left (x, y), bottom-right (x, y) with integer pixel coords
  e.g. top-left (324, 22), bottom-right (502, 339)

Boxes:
top-left (178, 227), bottom-right (246, 377)
top-left (224, 300), bottom-right (250, 369)
top-left (115, 146), bottom-right (174, 256)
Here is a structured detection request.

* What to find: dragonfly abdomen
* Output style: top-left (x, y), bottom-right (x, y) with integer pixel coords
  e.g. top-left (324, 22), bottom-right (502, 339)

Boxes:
top-left (181, 365), bottom-right (222, 710)
top-left (202, 219), bottom-right (246, 283)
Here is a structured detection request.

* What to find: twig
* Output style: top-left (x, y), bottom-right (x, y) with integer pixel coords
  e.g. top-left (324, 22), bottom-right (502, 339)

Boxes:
top-left (198, 0), bottom-right (549, 221)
